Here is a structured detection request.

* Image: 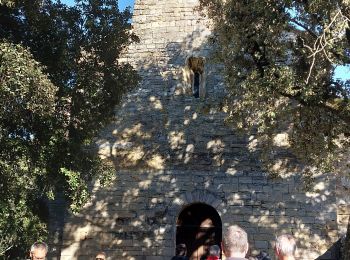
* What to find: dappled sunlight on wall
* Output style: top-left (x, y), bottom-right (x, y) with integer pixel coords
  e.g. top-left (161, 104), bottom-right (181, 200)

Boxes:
top-left (59, 165), bottom-right (339, 259)
top-left (54, 0), bottom-right (347, 259)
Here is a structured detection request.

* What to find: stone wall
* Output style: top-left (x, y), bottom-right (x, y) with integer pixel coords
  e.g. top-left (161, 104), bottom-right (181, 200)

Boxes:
top-left (58, 169), bottom-right (338, 260)
top-left (122, 0), bottom-right (212, 67)
top-left (337, 177), bottom-right (350, 236)
top-left (55, 0), bottom-right (347, 259)
top-left (58, 168), bottom-right (339, 260)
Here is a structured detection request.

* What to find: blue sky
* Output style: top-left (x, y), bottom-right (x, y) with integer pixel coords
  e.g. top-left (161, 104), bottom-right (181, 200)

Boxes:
top-left (334, 65), bottom-right (349, 82)
top-left (118, 0), bottom-right (134, 11)
top-left (60, 0), bottom-right (134, 11)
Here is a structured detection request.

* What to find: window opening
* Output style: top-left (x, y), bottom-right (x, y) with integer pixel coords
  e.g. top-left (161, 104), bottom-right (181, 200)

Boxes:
top-left (193, 72), bottom-right (200, 98)
top-left (185, 56), bottom-right (205, 98)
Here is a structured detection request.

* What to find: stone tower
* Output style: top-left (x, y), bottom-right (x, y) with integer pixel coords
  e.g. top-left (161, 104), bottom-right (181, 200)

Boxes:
top-left (54, 0), bottom-right (349, 259)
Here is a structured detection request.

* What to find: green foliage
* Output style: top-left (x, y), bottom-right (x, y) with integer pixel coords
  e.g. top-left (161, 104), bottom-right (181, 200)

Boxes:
top-left (0, 0), bottom-right (139, 258)
top-left (199, 0), bottom-right (350, 177)
top-left (60, 167), bottom-right (89, 213)
top-left (0, 0), bottom-right (14, 7)
top-left (200, 1), bottom-right (350, 254)
top-left (0, 42), bottom-right (54, 258)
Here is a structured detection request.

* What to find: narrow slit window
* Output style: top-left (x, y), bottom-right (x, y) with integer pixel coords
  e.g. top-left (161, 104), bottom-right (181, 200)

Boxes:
top-left (193, 72), bottom-right (200, 98)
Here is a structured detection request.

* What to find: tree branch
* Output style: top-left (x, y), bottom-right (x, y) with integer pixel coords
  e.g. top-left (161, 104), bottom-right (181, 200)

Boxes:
top-left (290, 18), bottom-right (317, 38)
top-left (277, 90), bottom-right (350, 124)
top-left (0, 244), bottom-right (13, 256)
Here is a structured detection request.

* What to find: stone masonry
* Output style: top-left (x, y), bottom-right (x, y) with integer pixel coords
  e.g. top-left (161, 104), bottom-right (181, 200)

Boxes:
top-left (53, 0), bottom-right (350, 259)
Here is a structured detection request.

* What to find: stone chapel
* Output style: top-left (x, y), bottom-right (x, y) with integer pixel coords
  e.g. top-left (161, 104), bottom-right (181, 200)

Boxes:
top-left (49, 0), bottom-right (350, 259)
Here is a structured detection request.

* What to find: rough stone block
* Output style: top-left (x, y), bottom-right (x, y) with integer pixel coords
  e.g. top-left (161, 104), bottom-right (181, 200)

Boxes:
top-left (255, 240), bottom-right (269, 249)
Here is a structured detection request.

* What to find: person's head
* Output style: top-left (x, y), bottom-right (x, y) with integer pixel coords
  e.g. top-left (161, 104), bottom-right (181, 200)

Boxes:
top-left (222, 225), bottom-right (249, 258)
top-left (95, 251), bottom-right (106, 260)
top-left (209, 244), bottom-right (220, 257)
top-left (175, 243), bottom-right (187, 256)
top-left (30, 242), bottom-right (48, 260)
top-left (275, 234), bottom-right (296, 259)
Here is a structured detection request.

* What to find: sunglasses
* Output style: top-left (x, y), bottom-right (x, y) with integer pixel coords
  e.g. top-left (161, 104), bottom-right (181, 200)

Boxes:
top-left (96, 258), bottom-right (105, 260)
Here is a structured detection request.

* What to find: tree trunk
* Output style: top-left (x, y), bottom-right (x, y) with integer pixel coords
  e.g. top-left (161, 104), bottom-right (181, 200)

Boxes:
top-left (343, 216), bottom-right (350, 260)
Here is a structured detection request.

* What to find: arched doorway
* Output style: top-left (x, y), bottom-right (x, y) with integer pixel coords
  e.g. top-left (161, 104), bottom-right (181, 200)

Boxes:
top-left (176, 203), bottom-right (222, 260)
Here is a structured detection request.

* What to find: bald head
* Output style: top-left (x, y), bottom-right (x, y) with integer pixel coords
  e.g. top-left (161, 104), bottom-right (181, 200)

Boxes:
top-left (222, 225), bottom-right (248, 258)
top-left (95, 252), bottom-right (106, 260)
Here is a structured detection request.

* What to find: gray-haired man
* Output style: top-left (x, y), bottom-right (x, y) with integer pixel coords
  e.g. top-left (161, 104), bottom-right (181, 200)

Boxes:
top-left (274, 234), bottom-right (297, 260)
top-left (222, 225), bottom-right (249, 260)
top-left (30, 242), bottom-right (48, 260)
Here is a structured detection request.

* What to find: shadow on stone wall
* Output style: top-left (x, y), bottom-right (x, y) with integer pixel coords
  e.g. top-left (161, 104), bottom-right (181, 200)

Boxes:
top-left (50, 28), bottom-right (341, 260)
top-left (316, 237), bottom-right (343, 260)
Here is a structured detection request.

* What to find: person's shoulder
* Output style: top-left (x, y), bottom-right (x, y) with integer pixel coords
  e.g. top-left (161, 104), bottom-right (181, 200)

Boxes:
top-left (226, 258), bottom-right (249, 260)
top-left (171, 256), bottom-right (189, 260)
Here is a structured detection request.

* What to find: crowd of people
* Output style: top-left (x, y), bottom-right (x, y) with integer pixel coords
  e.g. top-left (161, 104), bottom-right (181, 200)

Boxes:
top-left (28, 242), bottom-right (106, 260)
top-left (29, 225), bottom-right (296, 260)
top-left (171, 225), bottom-right (297, 260)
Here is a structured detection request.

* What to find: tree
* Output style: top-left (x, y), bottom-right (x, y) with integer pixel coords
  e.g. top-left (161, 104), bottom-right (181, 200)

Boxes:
top-left (0, 42), bottom-right (55, 258)
top-left (198, 0), bottom-right (349, 257)
top-left (0, 0), bottom-right (139, 258)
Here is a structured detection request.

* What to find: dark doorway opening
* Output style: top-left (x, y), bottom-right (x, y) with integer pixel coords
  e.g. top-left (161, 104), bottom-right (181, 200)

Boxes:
top-left (176, 203), bottom-right (222, 260)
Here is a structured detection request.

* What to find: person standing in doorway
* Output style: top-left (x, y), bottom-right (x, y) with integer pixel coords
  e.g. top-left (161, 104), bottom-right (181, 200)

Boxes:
top-left (207, 244), bottom-right (221, 260)
top-left (171, 243), bottom-right (189, 260)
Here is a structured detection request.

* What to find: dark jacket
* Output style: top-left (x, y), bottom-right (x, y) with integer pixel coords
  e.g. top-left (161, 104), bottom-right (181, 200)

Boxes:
top-left (171, 256), bottom-right (189, 260)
